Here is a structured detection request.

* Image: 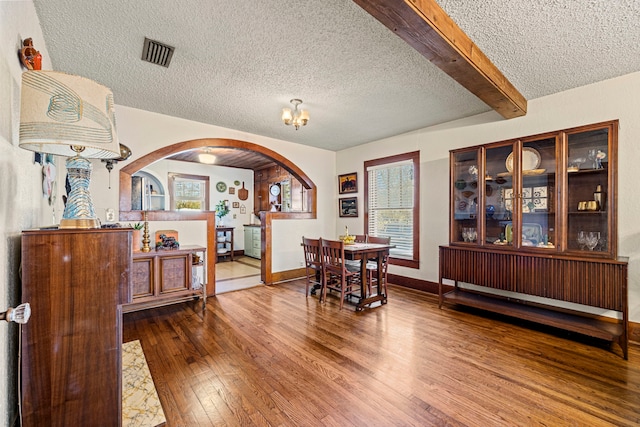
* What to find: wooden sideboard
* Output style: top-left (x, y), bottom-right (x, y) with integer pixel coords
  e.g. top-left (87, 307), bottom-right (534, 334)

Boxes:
top-left (439, 246), bottom-right (628, 359)
top-left (124, 245), bottom-right (206, 312)
top-left (21, 228), bottom-right (132, 426)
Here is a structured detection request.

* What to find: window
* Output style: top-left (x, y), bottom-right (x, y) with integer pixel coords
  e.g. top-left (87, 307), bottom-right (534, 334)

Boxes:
top-left (365, 151), bottom-right (419, 268)
top-left (168, 173), bottom-right (210, 211)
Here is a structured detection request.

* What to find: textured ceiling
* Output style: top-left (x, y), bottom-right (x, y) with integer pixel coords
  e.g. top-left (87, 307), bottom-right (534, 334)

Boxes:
top-left (32, 0), bottom-right (640, 153)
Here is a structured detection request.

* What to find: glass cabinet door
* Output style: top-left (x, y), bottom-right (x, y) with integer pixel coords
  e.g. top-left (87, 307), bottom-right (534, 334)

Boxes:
top-left (449, 120), bottom-right (617, 259)
top-left (566, 126), bottom-right (611, 255)
top-left (520, 136), bottom-right (558, 250)
top-left (485, 143), bottom-right (515, 246)
top-left (451, 149), bottom-right (479, 244)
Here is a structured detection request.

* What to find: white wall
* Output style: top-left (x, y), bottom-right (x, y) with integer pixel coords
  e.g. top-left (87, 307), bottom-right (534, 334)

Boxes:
top-left (0, 2), bottom-right (58, 425)
top-left (337, 71), bottom-right (640, 323)
top-left (90, 106), bottom-right (337, 273)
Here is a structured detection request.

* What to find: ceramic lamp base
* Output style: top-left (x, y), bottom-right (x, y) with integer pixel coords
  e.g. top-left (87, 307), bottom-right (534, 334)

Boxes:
top-left (59, 218), bottom-right (101, 229)
top-left (60, 156), bottom-right (100, 229)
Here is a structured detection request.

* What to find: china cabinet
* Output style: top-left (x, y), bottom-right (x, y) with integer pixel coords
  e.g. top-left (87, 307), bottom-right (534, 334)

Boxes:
top-left (440, 120), bottom-right (628, 358)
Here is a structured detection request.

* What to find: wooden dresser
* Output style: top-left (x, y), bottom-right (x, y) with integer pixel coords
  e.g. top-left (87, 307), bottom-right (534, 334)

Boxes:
top-left (124, 245), bottom-right (206, 312)
top-left (20, 228), bottom-right (132, 427)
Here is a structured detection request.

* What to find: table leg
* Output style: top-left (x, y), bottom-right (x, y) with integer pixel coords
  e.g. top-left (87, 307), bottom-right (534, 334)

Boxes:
top-left (355, 249), bottom-right (387, 310)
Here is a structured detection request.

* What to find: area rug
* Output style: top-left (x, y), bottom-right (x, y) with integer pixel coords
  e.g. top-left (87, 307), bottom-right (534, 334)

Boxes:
top-left (122, 340), bottom-right (166, 427)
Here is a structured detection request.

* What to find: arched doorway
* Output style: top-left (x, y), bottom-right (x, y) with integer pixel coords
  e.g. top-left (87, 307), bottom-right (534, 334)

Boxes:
top-left (119, 138), bottom-right (317, 295)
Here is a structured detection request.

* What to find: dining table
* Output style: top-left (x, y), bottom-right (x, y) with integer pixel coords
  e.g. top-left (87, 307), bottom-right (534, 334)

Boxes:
top-left (343, 242), bottom-right (394, 311)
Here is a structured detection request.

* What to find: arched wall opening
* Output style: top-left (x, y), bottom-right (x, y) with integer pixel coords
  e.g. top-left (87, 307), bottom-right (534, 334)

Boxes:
top-left (119, 138), bottom-right (318, 293)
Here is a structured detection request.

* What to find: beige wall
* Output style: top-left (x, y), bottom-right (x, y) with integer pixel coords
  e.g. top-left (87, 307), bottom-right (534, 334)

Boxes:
top-left (336, 71), bottom-right (640, 323)
top-left (0, 2), bottom-right (57, 425)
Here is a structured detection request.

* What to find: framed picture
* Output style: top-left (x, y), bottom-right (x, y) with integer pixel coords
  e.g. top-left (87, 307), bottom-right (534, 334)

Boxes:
top-left (339, 197), bottom-right (358, 217)
top-left (232, 201), bottom-right (240, 208)
top-left (338, 172), bottom-right (357, 194)
top-left (229, 187), bottom-right (235, 195)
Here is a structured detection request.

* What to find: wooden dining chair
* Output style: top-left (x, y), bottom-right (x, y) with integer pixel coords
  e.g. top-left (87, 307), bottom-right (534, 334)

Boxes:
top-left (302, 237), bottom-right (322, 298)
top-left (354, 234), bottom-right (367, 243)
top-left (366, 236), bottom-right (391, 297)
top-left (320, 239), bottom-right (361, 309)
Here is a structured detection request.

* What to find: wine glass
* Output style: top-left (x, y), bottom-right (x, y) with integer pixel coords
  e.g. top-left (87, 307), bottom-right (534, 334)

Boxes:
top-left (577, 231), bottom-right (587, 250)
top-left (462, 227), bottom-right (469, 242)
top-left (587, 149), bottom-right (598, 169)
top-left (585, 232), bottom-right (600, 251)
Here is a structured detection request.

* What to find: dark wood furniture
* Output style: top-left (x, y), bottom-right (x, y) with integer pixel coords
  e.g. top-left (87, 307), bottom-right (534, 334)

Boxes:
top-left (302, 237), bottom-right (322, 298)
top-left (215, 226), bottom-right (234, 262)
top-left (21, 228), bottom-right (132, 427)
top-left (343, 242), bottom-right (392, 311)
top-left (124, 245), bottom-right (206, 313)
top-left (321, 239), bottom-right (360, 310)
top-left (440, 120), bottom-right (629, 358)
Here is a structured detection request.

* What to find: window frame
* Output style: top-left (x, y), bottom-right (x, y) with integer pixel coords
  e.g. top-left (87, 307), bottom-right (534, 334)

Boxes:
top-left (364, 151), bottom-right (420, 269)
top-left (168, 173), bottom-right (210, 211)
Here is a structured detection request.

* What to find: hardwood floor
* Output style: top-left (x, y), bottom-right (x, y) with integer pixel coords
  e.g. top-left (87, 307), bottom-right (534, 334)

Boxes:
top-left (122, 280), bottom-right (640, 426)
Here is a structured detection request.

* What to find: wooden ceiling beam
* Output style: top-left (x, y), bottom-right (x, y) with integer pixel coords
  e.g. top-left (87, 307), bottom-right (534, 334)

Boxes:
top-left (353, 0), bottom-right (527, 119)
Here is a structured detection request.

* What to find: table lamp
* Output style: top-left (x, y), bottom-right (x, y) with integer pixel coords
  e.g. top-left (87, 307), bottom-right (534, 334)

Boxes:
top-left (19, 70), bottom-right (121, 228)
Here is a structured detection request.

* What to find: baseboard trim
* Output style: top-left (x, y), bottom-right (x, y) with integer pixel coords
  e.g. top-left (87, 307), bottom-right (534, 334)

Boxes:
top-left (272, 267), bottom-right (306, 284)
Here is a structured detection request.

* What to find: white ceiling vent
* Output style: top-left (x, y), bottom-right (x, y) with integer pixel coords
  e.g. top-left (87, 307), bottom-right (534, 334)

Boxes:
top-left (141, 37), bottom-right (174, 67)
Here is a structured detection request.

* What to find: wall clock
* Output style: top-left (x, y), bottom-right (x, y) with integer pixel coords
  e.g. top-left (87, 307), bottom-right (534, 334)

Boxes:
top-left (216, 181), bottom-right (227, 192)
top-left (270, 184), bottom-right (281, 196)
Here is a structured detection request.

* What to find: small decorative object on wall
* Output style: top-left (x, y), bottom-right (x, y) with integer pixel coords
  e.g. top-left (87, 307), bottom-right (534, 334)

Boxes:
top-left (232, 201), bottom-right (239, 208)
top-left (338, 173), bottom-right (357, 194)
top-left (240, 204), bottom-right (246, 214)
top-left (19, 38), bottom-right (42, 70)
top-left (238, 182), bottom-right (249, 200)
top-left (234, 180), bottom-right (240, 186)
top-left (216, 181), bottom-right (227, 192)
top-left (229, 187), bottom-right (235, 195)
top-left (339, 197), bottom-right (358, 217)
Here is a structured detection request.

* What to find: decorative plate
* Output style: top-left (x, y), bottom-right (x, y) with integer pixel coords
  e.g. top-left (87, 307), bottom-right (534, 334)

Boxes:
top-left (234, 180), bottom-right (240, 186)
top-left (505, 147), bottom-right (541, 173)
top-left (216, 181), bottom-right (227, 192)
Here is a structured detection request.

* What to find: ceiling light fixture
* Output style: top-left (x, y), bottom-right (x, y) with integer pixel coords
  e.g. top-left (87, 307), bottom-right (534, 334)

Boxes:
top-left (281, 99), bottom-right (309, 130)
top-left (199, 149), bottom-right (216, 164)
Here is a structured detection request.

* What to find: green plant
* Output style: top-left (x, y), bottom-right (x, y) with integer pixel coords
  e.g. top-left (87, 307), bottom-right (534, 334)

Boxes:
top-left (215, 200), bottom-right (229, 219)
top-left (130, 222), bottom-right (144, 230)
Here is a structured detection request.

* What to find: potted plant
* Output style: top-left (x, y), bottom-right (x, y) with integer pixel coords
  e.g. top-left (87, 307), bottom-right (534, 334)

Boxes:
top-left (130, 222), bottom-right (143, 252)
top-left (215, 200), bottom-right (230, 226)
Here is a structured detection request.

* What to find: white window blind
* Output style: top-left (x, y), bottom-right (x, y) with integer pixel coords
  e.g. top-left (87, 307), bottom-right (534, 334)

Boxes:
top-left (367, 160), bottom-right (414, 259)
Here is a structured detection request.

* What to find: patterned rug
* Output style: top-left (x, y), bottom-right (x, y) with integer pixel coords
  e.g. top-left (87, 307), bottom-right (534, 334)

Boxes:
top-left (122, 340), bottom-right (166, 427)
